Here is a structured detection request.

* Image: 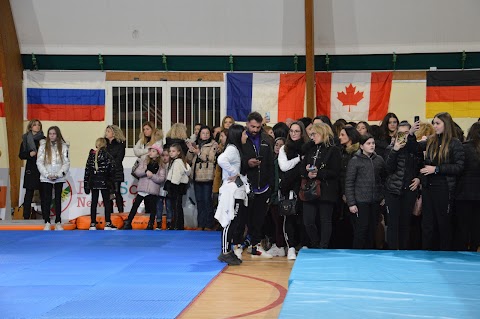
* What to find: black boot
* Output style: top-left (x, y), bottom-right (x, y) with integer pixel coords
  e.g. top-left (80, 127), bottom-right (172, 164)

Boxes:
top-left (122, 220), bottom-right (132, 230)
top-left (146, 222), bottom-right (154, 230)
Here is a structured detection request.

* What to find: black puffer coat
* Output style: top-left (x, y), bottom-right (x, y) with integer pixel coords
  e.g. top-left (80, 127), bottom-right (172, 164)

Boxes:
top-left (300, 142), bottom-right (341, 203)
top-left (345, 150), bottom-right (386, 206)
top-left (418, 136), bottom-right (464, 195)
top-left (384, 134), bottom-right (424, 195)
top-left (84, 149), bottom-right (116, 190)
top-left (339, 143), bottom-right (359, 196)
top-left (455, 141), bottom-right (480, 201)
top-left (18, 140), bottom-right (44, 190)
top-left (106, 139), bottom-right (125, 182)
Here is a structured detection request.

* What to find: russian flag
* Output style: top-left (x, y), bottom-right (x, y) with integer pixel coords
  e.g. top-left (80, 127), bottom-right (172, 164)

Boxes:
top-left (0, 81), bottom-right (4, 117)
top-left (24, 71), bottom-right (106, 121)
top-left (226, 73), bottom-right (306, 123)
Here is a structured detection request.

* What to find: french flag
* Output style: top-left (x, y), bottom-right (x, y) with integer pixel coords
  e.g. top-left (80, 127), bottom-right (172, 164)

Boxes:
top-left (0, 81), bottom-right (4, 117)
top-left (226, 73), bottom-right (306, 123)
top-left (24, 71), bottom-right (106, 121)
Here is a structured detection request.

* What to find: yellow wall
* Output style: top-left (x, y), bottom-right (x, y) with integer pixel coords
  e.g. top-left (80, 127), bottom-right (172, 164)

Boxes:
top-left (0, 118), bottom-right (8, 168)
top-left (378, 80), bottom-right (477, 134)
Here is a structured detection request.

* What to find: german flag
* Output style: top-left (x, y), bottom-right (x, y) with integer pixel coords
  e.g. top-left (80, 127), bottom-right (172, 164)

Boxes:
top-left (426, 71), bottom-right (480, 118)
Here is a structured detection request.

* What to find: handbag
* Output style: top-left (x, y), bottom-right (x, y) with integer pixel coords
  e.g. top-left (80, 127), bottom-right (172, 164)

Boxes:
top-left (298, 146), bottom-right (333, 202)
top-left (131, 158), bottom-right (141, 179)
top-left (278, 191), bottom-right (297, 216)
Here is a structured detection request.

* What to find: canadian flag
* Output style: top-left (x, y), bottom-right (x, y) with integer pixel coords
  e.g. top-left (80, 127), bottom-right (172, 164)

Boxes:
top-left (316, 72), bottom-right (392, 121)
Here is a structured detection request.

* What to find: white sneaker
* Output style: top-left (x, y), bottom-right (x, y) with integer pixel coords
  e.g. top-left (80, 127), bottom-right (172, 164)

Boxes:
top-left (267, 244), bottom-right (286, 257)
top-left (287, 247), bottom-right (297, 260)
top-left (251, 244), bottom-right (273, 259)
top-left (104, 223), bottom-right (118, 230)
top-left (43, 222), bottom-right (51, 231)
top-left (55, 222), bottom-right (64, 231)
top-left (246, 245), bottom-right (252, 254)
top-left (89, 223), bottom-right (97, 231)
top-left (233, 244), bottom-right (243, 261)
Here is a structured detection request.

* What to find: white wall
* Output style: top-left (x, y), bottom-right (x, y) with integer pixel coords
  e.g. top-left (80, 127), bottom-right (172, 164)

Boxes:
top-left (11, 0), bottom-right (480, 56)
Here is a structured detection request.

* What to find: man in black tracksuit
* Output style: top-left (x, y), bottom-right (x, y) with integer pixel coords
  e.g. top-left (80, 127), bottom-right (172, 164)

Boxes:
top-left (242, 112), bottom-right (275, 258)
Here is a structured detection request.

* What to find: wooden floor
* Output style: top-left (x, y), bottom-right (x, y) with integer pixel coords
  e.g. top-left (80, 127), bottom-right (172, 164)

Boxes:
top-left (178, 252), bottom-right (294, 319)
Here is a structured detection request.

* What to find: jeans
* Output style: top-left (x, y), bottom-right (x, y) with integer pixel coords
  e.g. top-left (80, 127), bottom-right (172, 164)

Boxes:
top-left (194, 182), bottom-right (214, 228)
top-left (156, 196), bottom-right (173, 222)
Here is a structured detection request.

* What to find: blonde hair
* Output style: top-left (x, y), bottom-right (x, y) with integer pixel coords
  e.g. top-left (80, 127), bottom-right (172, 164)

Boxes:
top-left (139, 121), bottom-right (164, 146)
top-left (106, 125), bottom-right (126, 142)
top-left (415, 122), bottom-right (434, 141)
top-left (311, 123), bottom-right (334, 147)
top-left (26, 119), bottom-right (42, 133)
top-left (221, 116), bottom-right (235, 129)
top-left (166, 123), bottom-right (188, 140)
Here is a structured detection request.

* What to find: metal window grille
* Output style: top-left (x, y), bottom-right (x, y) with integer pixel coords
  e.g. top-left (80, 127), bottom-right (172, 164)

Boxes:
top-left (112, 86), bottom-right (163, 148)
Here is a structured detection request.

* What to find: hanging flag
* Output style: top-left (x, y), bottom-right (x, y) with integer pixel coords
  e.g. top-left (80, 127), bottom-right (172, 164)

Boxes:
top-left (0, 81), bottom-right (4, 117)
top-left (226, 73), bottom-right (306, 122)
top-left (24, 71), bottom-right (106, 121)
top-left (316, 72), bottom-right (392, 121)
top-left (426, 70), bottom-right (480, 118)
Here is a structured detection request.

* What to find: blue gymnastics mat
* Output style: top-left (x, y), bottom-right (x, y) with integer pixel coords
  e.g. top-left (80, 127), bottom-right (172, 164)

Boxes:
top-left (280, 249), bottom-right (480, 319)
top-left (0, 231), bottom-right (225, 319)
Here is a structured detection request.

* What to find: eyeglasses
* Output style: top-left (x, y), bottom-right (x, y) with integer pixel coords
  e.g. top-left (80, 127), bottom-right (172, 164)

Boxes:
top-left (289, 130), bottom-right (301, 134)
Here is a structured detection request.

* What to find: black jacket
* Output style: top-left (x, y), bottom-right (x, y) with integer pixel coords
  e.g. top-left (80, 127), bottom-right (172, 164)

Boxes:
top-left (19, 139), bottom-right (44, 190)
top-left (84, 149), bottom-right (116, 190)
top-left (339, 143), bottom-right (359, 196)
top-left (106, 139), bottom-right (126, 182)
top-left (418, 136), bottom-right (464, 195)
top-left (345, 150), bottom-right (386, 206)
top-left (242, 132), bottom-right (274, 194)
top-left (301, 142), bottom-right (341, 203)
top-left (384, 134), bottom-right (423, 195)
top-left (455, 141), bottom-right (480, 201)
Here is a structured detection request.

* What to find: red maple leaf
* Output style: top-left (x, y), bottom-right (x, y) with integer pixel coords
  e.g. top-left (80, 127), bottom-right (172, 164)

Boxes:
top-left (337, 84), bottom-right (364, 112)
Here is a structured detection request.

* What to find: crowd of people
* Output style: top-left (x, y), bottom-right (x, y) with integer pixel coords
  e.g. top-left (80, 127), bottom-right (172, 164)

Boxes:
top-left (18, 111), bottom-right (480, 264)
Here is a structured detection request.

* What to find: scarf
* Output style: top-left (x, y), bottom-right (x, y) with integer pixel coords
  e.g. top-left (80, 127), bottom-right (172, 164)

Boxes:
top-left (22, 131), bottom-right (45, 153)
top-left (285, 139), bottom-right (305, 160)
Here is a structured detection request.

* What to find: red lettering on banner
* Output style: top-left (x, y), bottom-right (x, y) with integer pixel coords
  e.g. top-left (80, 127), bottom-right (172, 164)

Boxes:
top-left (129, 184), bottom-right (137, 195)
top-left (78, 181), bottom-right (85, 194)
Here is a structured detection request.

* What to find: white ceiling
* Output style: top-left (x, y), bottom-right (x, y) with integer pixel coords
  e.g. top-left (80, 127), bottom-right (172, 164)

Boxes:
top-left (10, 0), bottom-right (480, 55)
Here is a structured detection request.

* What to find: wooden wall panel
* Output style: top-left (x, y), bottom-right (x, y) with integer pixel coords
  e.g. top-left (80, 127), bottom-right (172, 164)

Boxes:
top-left (106, 72), bottom-right (224, 82)
top-left (393, 71), bottom-right (426, 81)
top-left (0, 0), bottom-right (25, 208)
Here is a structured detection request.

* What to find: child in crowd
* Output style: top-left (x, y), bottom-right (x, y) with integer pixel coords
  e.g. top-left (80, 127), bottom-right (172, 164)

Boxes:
top-left (165, 143), bottom-right (191, 230)
top-left (345, 134), bottom-right (386, 249)
top-left (36, 126), bottom-right (70, 231)
top-left (123, 143), bottom-right (166, 230)
top-left (84, 138), bottom-right (117, 230)
top-left (156, 146), bottom-right (173, 230)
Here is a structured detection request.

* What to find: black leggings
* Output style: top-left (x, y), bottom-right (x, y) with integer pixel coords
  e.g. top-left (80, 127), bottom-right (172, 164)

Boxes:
top-left (40, 182), bottom-right (63, 223)
top-left (127, 194), bottom-right (159, 224)
top-left (91, 189), bottom-right (113, 224)
top-left (111, 181), bottom-right (124, 212)
top-left (23, 188), bottom-right (41, 219)
top-left (222, 199), bottom-right (247, 253)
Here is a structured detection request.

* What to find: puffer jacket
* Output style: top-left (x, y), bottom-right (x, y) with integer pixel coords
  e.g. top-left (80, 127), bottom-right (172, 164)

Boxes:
top-left (384, 134), bottom-right (424, 195)
top-left (339, 143), bottom-right (359, 196)
top-left (187, 139), bottom-right (218, 182)
top-left (106, 139), bottom-right (126, 182)
top-left (300, 142), bottom-right (342, 203)
top-left (133, 158), bottom-right (166, 196)
top-left (36, 139), bottom-right (70, 183)
top-left (345, 150), bottom-right (386, 206)
top-left (418, 136), bottom-right (465, 195)
top-left (84, 148), bottom-right (116, 190)
top-left (455, 141), bottom-right (480, 201)
top-left (242, 132), bottom-right (274, 194)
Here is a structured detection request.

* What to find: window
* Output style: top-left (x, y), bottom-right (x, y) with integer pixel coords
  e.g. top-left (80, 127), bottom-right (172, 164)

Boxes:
top-left (107, 81), bottom-right (224, 152)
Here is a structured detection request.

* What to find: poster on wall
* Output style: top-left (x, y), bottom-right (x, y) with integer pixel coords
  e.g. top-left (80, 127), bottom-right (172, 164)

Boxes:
top-left (19, 168), bottom-right (141, 221)
top-left (0, 168), bottom-right (10, 220)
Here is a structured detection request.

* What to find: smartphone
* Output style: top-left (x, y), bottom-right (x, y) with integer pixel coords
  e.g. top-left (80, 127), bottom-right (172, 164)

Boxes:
top-left (234, 176), bottom-right (244, 187)
top-left (256, 155), bottom-right (264, 161)
top-left (307, 166), bottom-right (317, 171)
top-left (414, 116), bottom-right (420, 123)
top-left (397, 131), bottom-right (407, 143)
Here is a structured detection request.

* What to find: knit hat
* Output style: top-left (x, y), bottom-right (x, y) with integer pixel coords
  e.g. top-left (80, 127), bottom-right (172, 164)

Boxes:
top-left (148, 142), bottom-right (163, 154)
